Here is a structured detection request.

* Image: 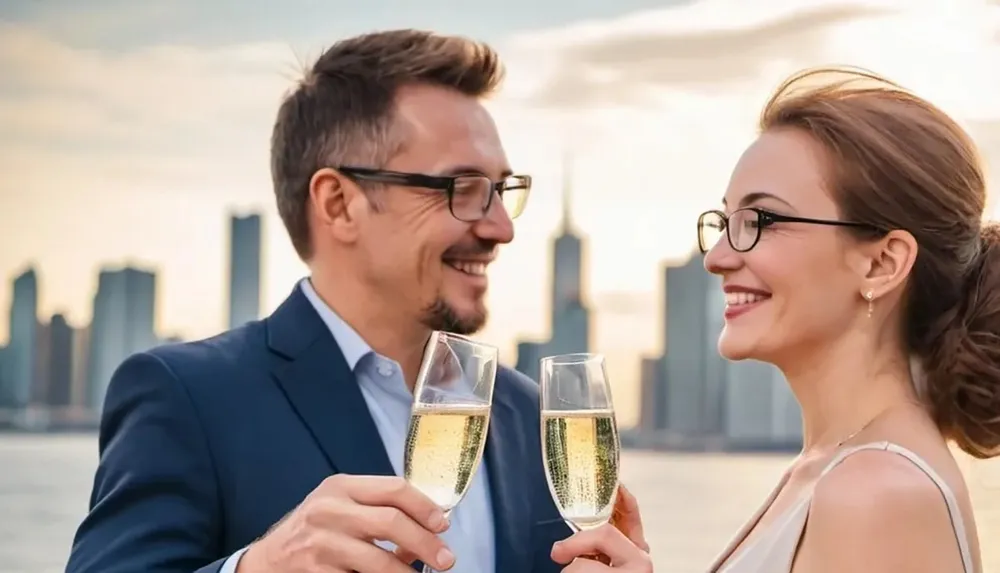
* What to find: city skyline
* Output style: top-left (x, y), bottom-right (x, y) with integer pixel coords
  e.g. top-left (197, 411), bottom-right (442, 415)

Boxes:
top-left (0, 212), bottom-right (263, 424)
top-left (0, 188), bottom-right (667, 425)
top-left (0, 194), bottom-right (801, 447)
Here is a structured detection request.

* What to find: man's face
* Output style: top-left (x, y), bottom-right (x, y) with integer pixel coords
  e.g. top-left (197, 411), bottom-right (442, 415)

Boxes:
top-left (346, 84), bottom-right (516, 334)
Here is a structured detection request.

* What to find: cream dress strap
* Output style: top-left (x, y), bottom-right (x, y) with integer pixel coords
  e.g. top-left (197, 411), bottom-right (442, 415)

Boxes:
top-left (707, 441), bottom-right (975, 573)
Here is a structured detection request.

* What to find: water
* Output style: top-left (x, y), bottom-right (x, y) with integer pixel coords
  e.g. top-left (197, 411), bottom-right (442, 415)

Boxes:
top-left (1, 435), bottom-right (998, 573)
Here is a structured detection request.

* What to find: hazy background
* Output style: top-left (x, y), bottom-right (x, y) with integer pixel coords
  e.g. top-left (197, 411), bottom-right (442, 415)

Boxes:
top-left (5, 0), bottom-right (1000, 423)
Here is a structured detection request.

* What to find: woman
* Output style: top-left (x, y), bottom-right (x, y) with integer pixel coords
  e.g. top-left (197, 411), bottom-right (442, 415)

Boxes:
top-left (552, 66), bottom-right (1000, 572)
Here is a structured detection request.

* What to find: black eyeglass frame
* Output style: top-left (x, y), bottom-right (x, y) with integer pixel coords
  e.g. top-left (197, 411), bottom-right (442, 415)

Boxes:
top-left (697, 207), bottom-right (885, 254)
top-left (336, 166), bottom-right (532, 222)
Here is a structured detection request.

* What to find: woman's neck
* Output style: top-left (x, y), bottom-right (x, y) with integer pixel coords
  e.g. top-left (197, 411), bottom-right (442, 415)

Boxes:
top-left (780, 332), bottom-right (920, 453)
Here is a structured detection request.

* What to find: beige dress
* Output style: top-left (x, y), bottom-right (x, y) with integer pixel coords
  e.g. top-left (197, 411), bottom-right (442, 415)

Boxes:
top-left (707, 441), bottom-right (975, 573)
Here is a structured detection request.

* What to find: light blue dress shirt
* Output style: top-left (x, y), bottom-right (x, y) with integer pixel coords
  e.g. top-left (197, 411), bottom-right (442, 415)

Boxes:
top-left (221, 279), bottom-right (495, 573)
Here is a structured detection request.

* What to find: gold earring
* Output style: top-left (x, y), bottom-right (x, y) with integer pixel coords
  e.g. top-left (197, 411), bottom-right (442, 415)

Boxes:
top-left (864, 289), bottom-right (874, 318)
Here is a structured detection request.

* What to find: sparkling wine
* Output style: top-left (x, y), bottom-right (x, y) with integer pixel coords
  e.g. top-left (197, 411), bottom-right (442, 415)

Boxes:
top-left (542, 408), bottom-right (620, 530)
top-left (404, 403), bottom-right (491, 512)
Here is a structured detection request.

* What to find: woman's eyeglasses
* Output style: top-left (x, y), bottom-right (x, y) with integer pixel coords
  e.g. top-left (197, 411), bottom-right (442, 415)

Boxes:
top-left (697, 207), bottom-right (882, 253)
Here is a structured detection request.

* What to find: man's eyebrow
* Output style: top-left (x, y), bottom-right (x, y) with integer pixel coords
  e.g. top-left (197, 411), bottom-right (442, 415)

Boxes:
top-left (437, 165), bottom-right (514, 179)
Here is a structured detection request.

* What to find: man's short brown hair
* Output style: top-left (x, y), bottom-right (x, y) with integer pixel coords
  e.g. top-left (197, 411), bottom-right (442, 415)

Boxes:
top-left (270, 29), bottom-right (506, 260)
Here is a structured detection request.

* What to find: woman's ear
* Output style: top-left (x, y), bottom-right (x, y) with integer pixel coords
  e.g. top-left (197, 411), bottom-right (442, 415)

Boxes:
top-left (859, 229), bottom-right (918, 301)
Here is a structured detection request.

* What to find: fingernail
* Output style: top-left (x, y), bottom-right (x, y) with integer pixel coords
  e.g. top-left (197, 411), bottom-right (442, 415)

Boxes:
top-left (429, 512), bottom-right (449, 532)
top-left (436, 548), bottom-right (455, 569)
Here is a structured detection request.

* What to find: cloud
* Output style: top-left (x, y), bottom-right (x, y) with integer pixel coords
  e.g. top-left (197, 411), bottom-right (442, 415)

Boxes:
top-left (499, 0), bottom-right (1000, 116)
top-left (0, 22), bottom-right (298, 141)
top-left (0, 21), bottom-right (302, 205)
top-left (20, 0), bottom-right (183, 43)
top-left (510, 1), bottom-right (897, 108)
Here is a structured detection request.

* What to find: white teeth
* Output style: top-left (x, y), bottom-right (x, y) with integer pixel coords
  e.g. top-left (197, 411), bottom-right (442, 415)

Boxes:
top-left (724, 292), bottom-right (768, 306)
top-left (447, 261), bottom-right (487, 276)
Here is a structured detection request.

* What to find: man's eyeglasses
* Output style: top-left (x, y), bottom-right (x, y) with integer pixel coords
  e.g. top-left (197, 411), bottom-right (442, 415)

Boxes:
top-left (337, 166), bottom-right (531, 222)
top-left (697, 207), bottom-right (883, 254)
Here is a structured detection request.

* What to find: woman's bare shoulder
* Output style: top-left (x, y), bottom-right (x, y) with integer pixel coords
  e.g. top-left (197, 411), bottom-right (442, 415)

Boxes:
top-left (798, 448), bottom-right (969, 573)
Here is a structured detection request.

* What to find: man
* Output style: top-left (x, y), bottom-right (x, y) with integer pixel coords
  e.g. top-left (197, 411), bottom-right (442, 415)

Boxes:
top-left (66, 29), bottom-right (575, 573)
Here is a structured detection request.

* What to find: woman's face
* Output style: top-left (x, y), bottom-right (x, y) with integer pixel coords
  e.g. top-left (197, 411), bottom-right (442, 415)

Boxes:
top-left (704, 128), bottom-right (867, 365)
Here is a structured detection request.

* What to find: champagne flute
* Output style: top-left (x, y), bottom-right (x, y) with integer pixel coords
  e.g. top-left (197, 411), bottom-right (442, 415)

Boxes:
top-left (540, 353), bottom-right (621, 535)
top-left (404, 331), bottom-right (498, 573)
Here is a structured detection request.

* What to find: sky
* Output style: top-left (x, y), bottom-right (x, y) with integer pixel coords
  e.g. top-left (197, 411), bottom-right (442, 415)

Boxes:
top-left (3, 0), bottom-right (1000, 423)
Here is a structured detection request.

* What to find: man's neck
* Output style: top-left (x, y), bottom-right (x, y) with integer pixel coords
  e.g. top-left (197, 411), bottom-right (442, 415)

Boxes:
top-left (308, 270), bottom-right (428, 391)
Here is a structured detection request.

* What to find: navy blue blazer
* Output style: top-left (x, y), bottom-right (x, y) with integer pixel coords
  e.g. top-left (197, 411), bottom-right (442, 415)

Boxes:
top-left (66, 286), bottom-right (571, 573)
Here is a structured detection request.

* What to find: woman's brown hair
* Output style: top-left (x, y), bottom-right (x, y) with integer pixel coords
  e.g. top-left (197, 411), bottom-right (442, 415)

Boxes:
top-left (760, 66), bottom-right (1000, 459)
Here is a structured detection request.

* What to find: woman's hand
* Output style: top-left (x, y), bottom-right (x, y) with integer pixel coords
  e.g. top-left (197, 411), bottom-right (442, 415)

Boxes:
top-left (550, 485), bottom-right (652, 571)
top-left (610, 484), bottom-right (649, 553)
top-left (551, 523), bottom-right (653, 572)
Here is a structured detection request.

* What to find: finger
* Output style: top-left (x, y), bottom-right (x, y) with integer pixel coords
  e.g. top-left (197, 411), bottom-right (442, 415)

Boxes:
top-left (349, 505), bottom-right (454, 571)
top-left (329, 535), bottom-right (418, 573)
top-left (562, 558), bottom-right (615, 573)
top-left (551, 524), bottom-right (651, 568)
top-left (333, 475), bottom-right (448, 533)
top-left (393, 546), bottom-right (418, 565)
top-left (302, 493), bottom-right (452, 570)
top-left (612, 484), bottom-right (649, 552)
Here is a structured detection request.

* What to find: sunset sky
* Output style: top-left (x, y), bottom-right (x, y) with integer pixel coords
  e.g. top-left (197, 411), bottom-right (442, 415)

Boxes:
top-left (3, 0), bottom-right (1000, 422)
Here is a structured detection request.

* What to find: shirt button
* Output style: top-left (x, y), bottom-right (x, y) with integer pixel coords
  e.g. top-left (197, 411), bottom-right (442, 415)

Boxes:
top-left (376, 362), bottom-right (393, 377)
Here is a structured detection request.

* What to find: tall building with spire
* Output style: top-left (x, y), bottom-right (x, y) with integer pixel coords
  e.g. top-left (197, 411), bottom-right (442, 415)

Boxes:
top-left (546, 154), bottom-right (590, 357)
top-left (514, 155), bottom-right (591, 380)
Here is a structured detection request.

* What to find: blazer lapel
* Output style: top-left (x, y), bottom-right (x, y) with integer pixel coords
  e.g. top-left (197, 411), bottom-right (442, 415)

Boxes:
top-left (484, 369), bottom-right (533, 573)
top-left (266, 286), bottom-right (395, 478)
top-left (267, 287), bottom-right (531, 572)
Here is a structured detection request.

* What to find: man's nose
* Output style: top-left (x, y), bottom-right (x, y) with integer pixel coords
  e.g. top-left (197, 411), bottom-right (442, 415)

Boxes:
top-left (473, 195), bottom-right (515, 244)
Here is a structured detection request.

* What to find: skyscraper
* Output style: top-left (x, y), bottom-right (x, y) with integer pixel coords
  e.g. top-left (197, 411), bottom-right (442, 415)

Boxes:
top-left (662, 253), bottom-right (727, 437)
top-left (33, 319), bottom-right (51, 404)
top-left (2, 268), bottom-right (38, 408)
top-left (44, 314), bottom-right (75, 407)
top-left (87, 267), bottom-right (157, 411)
top-left (638, 355), bottom-right (666, 433)
top-left (514, 157), bottom-right (591, 379)
top-left (721, 359), bottom-right (801, 449)
top-left (0, 346), bottom-right (6, 401)
top-left (514, 341), bottom-right (544, 383)
top-left (544, 156), bottom-right (591, 358)
top-left (70, 325), bottom-right (91, 408)
top-left (228, 214), bottom-right (262, 330)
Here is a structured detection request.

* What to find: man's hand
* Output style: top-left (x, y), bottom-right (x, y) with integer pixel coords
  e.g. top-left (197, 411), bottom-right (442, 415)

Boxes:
top-left (237, 475), bottom-right (454, 573)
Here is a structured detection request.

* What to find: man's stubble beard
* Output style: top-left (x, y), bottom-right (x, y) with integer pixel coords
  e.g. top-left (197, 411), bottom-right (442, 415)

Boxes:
top-left (420, 297), bottom-right (487, 335)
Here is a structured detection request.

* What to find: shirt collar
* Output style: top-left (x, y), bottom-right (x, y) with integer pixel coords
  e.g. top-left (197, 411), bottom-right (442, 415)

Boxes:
top-left (298, 278), bottom-right (372, 371)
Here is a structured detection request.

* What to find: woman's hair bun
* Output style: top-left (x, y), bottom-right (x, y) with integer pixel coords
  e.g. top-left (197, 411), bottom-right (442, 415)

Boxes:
top-left (924, 222), bottom-right (1000, 459)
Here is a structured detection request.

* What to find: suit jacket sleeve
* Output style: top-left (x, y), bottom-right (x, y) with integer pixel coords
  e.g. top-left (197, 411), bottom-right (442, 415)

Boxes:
top-left (66, 351), bottom-right (228, 573)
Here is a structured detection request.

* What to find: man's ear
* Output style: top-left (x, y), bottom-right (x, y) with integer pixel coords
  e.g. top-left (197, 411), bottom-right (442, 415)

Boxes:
top-left (309, 168), bottom-right (365, 244)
